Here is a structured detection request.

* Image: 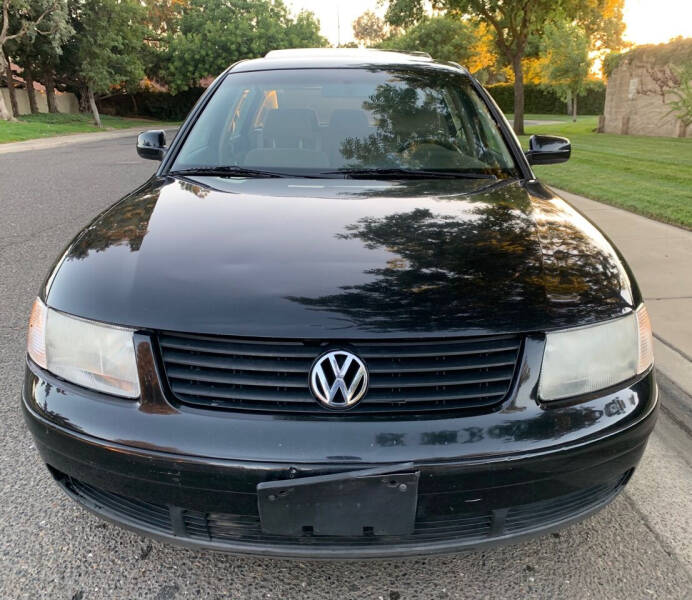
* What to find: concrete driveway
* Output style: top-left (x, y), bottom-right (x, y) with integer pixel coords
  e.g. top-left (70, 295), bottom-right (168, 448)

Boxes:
top-left (1, 131), bottom-right (691, 599)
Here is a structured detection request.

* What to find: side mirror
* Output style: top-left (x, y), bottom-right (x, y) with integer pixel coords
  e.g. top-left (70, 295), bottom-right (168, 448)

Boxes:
top-left (525, 135), bottom-right (571, 165)
top-left (137, 130), bottom-right (167, 161)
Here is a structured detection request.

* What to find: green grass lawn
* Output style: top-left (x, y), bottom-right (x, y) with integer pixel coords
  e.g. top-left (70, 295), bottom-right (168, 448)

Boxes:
top-left (512, 116), bottom-right (692, 229)
top-left (0, 112), bottom-right (175, 144)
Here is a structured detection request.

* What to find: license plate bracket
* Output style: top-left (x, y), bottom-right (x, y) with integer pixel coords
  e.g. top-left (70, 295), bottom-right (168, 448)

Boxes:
top-left (257, 466), bottom-right (419, 537)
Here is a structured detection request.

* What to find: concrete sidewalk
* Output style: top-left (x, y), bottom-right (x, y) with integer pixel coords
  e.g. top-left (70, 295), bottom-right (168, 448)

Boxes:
top-left (556, 188), bottom-right (692, 398)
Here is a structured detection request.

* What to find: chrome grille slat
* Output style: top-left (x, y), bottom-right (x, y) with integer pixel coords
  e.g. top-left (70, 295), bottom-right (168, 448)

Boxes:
top-left (356, 339), bottom-right (521, 358)
top-left (159, 334), bottom-right (317, 358)
top-left (159, 333), bottom-right (522, 414)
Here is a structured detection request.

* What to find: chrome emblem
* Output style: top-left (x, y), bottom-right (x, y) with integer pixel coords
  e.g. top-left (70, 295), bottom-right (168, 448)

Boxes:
top-left (309, 350), bottom-right (369, 409)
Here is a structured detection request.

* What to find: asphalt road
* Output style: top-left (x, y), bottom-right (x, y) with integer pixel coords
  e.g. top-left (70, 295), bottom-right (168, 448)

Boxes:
top-left (1, 132), bottom-right (691, 600)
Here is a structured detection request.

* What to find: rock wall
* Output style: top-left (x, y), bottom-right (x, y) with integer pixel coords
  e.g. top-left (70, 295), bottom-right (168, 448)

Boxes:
top-left (603, 60), bottom-right (690, 137)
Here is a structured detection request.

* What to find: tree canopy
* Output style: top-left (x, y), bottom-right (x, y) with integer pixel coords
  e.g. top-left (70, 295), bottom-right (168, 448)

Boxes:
top-left (164, 0), bottom-right (327, 94)
top-left (0, 0), bottom-right (66, 120)
top-left (1, 0), bottom-right (327, 122)
top-left (353, 9), bottom-right (386, 46)
top-left (381, 0), bottom-right (626, 134)
top-left (379, 15), bottom-right (485, 67)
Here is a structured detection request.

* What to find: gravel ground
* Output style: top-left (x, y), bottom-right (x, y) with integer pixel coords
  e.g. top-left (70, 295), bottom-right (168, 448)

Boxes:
top-left (1, 131), bottom-right (691, 599)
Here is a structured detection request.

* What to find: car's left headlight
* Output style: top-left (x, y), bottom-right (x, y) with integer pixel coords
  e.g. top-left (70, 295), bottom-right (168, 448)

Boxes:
top-left (27, 298), bottom-right (140, 398)
top-left (539, 304), bottom-right (653, 401)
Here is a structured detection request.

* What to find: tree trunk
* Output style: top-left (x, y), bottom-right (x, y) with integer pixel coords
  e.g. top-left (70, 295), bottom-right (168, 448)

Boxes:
top-left (88, 86), bottom-right (102, 128)
top-left (572, 93), bottom-right (577, 122)
top-left (566, 91), bottom-right (572, 116)
top-left (3, 52), bottom-right (19, 117)
top-left (24, 66), bottom-right (39, 114)
top-left (511, 54), bottom-right (525, 135)
top-left (78, 86), bottom-right (89, 113)
top-left (44, 70), bottom-right (59, 113)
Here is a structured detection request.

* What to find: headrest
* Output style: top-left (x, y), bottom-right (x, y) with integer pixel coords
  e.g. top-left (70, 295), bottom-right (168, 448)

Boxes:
top-left (328, 109), bottom-right (369, 131)
top-left (263, 109), bottom-right (319, 139)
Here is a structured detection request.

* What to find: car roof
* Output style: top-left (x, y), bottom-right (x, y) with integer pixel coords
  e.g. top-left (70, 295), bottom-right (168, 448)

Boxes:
top-left (229, 48), bottom-right (468, 75)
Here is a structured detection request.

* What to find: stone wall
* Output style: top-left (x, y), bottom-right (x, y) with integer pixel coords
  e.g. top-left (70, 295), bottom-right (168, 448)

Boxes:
top-left (603, 60), bottom-right (690, 137)
top-left (0, 88), bottom-right (79, 115)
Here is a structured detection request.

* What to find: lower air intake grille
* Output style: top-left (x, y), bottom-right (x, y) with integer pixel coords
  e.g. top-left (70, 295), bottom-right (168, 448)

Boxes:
top-left (56, 471), bottom-right (630, 552)
top-left (157, 333), bottom-right (522, 414)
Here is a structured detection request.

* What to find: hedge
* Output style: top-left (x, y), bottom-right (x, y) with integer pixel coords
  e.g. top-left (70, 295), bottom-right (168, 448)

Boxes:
top-left (486, 82), bottom-right (606, 115)
top-left (98, 80), bottom-right (607, 121)
top-left (98, 88), bottom-right (205, 121)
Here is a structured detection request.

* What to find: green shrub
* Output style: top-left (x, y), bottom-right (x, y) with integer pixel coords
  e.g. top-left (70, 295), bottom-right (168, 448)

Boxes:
top-left (486, 82), bottom-right (606, 115)
top-left (98, 88), bottom-right (205, 121)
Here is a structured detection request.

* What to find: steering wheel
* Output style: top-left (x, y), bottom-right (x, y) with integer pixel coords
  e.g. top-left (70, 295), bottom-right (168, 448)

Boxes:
top-left (397, 137), bottom-right (462, 154)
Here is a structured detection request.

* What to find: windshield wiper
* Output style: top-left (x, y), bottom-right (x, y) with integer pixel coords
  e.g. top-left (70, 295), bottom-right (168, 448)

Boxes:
top-left (321, 167), bottom-right (498, 180)
top-left (169, 166), bottom-right (291, 178)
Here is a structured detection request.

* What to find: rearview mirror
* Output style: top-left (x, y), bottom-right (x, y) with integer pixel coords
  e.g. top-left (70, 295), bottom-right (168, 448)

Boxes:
top-left (525, 135), bottom-right (571, 165)
top-left (137, 130), bottom-right (167, 161)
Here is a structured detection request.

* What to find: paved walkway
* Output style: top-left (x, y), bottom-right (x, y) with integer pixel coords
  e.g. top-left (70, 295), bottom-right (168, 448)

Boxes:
top-left (556, 188), bottom-right (692, 398)
top-left (524, 119), bottom-right (565, 126)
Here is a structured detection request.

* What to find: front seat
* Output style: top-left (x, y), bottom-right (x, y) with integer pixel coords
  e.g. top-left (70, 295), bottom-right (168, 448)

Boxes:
top-left (244, 108), bottom-right (329, 168)
top-left (262, 108), bottom-right (321, 150)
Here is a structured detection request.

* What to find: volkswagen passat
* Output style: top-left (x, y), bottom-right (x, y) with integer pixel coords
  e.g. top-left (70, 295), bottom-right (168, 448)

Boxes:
top-left (23, 49), bottom-right (657, 558)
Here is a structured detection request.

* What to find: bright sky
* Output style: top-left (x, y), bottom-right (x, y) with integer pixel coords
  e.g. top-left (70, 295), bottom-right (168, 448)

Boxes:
top-left (622, 0), bottom-right (692, 45)
top-left (287, 0), bottom-right (692, 47)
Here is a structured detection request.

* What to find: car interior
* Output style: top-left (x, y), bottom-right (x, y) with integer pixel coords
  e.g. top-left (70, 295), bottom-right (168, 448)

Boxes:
top-left (173, 71), bottom-right (516, 174)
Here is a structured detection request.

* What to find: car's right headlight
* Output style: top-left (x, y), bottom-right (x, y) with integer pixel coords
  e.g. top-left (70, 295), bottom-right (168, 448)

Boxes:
top-left (27, 298), bottom-right (140, 398)
top-left (539, 305), bottom-right (653, 401)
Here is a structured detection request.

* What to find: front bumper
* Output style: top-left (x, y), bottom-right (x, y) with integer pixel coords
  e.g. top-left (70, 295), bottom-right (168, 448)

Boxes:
top-left (23, 336), bottom-right (658, 558)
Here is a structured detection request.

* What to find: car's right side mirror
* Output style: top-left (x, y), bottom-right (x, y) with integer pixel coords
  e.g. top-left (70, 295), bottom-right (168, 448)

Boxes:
top-left (524, 135), bottom-right (571, 165)
top-left (137, 130), bottom-right (167, 161)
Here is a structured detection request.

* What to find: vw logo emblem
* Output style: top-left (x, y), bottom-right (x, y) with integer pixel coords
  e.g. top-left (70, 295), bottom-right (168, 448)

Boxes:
top-left (309, 350), bottom-right (369, 409)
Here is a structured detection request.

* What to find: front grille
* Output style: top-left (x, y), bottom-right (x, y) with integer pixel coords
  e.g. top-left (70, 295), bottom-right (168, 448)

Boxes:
top-left (504, 481), bottom-right (625, 532)
top-left (184, 510), bottom-right (492, 546)
top-left (64, 478), bottom-right (173, 534)
top-left (57, 472), bottom-right (629, 551)
top-left (158, 333), bottom-right (522, 414)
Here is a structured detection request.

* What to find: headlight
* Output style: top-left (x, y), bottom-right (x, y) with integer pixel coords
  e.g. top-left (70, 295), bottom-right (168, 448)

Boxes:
top-left (539, 305), bottom-right (653, 401)
top-left (27, 298), bottom-right (140, 398)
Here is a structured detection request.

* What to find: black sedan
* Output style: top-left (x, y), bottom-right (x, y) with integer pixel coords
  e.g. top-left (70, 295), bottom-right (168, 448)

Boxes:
top-left (23, 49), bottom-right (656, 558)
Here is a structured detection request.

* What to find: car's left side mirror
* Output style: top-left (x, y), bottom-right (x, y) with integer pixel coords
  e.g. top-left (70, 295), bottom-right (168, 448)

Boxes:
top-left (525, 135), bottom-right (571, 165)
top-left (137, 130), bottom-right (167, 161)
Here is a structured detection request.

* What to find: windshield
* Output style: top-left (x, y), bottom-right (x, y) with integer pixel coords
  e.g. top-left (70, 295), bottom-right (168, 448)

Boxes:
top-left (171, 68), bottom-right (519, 179)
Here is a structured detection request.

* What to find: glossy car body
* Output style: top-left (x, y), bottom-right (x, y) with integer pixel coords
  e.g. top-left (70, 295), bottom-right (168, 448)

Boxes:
top-left (23, 49), bottom-right (657, 557)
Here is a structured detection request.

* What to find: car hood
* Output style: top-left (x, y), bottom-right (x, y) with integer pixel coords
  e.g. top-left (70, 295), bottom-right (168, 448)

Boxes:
top-left (45, 176), bottom-right (636, 338)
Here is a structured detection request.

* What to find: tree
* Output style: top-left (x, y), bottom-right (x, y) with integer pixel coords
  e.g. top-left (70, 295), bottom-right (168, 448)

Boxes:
top-left (8, 0), bottom-right (71, 114)
top-left (540, 20), bottom-right (592, 121)
top-left (379, 15), bottom-right (487, 68)
top-left (0, 0), bottom-right (60, 120)
top-left (666, 63), bottom-right (692, 137)
top-left (59, 0), bottom-right (147, 127)
top-left (164, 0), bottom-right (327, 94)
top-left (383, 0), bottom-right (626, 135)
top-left (353, 10), bottom-right (386, 47)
